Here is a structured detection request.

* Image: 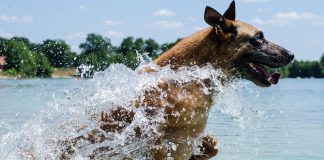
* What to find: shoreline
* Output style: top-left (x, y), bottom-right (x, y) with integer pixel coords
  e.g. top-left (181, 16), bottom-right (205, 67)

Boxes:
top-left (0, 74), bottom-right (323, 80)
top-left (1, 68), bottom-right (323, 80)
top-left (0, 68), bottom-right (77, 79)
top-left (0, 75), bottom-right (76, 79)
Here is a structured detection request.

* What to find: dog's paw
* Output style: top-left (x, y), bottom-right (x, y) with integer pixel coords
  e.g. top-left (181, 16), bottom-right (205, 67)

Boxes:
top-left (201, 135), bottom-right (218, 153)
top-left (190, 135), bottom-right (219, 160)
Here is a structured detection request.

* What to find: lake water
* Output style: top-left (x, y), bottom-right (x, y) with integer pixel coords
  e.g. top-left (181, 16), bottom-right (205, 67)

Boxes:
top-left (0, 78), bottom-right (323, 160)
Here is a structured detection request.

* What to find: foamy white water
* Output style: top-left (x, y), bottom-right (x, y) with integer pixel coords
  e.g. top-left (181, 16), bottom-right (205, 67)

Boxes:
top-left (2, 72), bottom-right (324, 160)
top-left (1, 58), bottom-right (245, 159)
top-left (3, 56), bottom-right (322, 160)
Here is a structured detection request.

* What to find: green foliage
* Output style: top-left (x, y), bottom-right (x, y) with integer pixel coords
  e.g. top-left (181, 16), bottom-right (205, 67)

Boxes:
top-left (9, 37), bottom-right (53, 77)
top-left (80, 33), bottom-right (114, 55)
top-left (144, 38), bottom-right (159, 58)
top-left (78, 35), bottom-right (146, 71)
top-left (123, 52), bottom-right (139, 70)
top-left (134, 38), bottom-right (145, 52)
top-left (35, 53), bottom-right (53, 78)
top-left (287, 60), bottom-right (323, 78)
top-left (4, 40), bottom-right (37, 77)
top-left (160, 38), bottom-right (182, 53)
top-left (41, 39), bottom-right (77, 68)
top-left (11, 37), bottom-right (31, 46)
top-left (4, 68), bottom-right (18, 75)
top-left (0, 37), bottom-right (53, 78)
top-left (118, 37), bottom-right (160, 56)
top-left (0, 37), bottom-right (10, 56)
top-left (77, 33), bottom-right (118, 70)
top-left (1, 33), bottom-right (324, 79)
top-left (11, 37), bottom-right (42, 53)
top-left (119, 37), bottom-right (136, 55)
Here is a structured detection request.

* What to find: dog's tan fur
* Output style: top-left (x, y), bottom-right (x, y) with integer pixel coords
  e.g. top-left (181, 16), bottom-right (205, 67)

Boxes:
top-left (60, 1), bottom-right (294, 159)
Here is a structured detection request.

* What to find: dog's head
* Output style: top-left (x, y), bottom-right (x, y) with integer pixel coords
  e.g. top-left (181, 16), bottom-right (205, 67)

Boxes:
top-left (204, 1), bottom-right (294, 87)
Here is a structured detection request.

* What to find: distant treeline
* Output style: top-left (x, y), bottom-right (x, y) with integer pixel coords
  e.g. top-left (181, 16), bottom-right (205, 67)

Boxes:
top-left (0, 33), bottom-right (323, 78)
top-left (0, 34), bottom-right (179, 78)
top-left (271, 56), bottom-right (324, 78)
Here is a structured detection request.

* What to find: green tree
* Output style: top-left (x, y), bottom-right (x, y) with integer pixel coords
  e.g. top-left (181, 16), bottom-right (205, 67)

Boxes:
top-left (1, 37), bottom-right (52, 77)
top-left (160, 38), bottom-right (182, 53)
top-left (116, 37), bottom-right (142, 69)
top-left (79, 33), bottom-right (114, 55)
top-left (11, 37), bottom-right (31, 46)
top-left (119, 37), bottom-right (136, 55)
top-left (144, 38), bottom-right (159, 58)
top-left (288, 61), bottom-right (299, 78)
top-left (77, 33), bottom-right (118, 70)
top-left (0, 37), bottom-right (8, 56)
top-left (35, 52), bottom-right (53, 78)
top-left (41, 39), bottom-right (76, 68)
top-left (320, 53), bottom-right (324, 76)
top-left (311, 62), bottom-right (322, 78)
top-left (3, 40), bottom-right (37, 77)
top-left (134, 38), bottom-right (145, 52)
top-left (123, 53), bottom-right (139, 70)
top-left (287, 60), bottom-right (323, 78)
top-left (116, 37), bottom-right (160, 68)
top-left (11, 36), bottom-right (42, 53)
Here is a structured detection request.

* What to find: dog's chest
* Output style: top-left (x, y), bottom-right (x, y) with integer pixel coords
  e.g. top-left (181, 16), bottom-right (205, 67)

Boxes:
top-left (162, 82), bottom-right (213, 128)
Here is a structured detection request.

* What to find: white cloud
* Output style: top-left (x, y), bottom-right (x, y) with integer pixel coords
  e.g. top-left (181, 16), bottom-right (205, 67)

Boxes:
top-left (0, 15), bottom-right (33, 23)
top-left (257, 9), bottom-right (271, 13)
top-left (154, 20), bottom-right (183, 29)
top-left (104, 20), bottom-right (122, 26)
top-left (153, 9), bottom-right (176, 16)
top-left (79, 5), bottom-right (87, 11)
top-left (187, 17), bottom-right (197, 22)
top-left (251, 18), bottom-right (265, 25)
top-left (274, 12), bottom-right (321, 21)
top-left (251, 11), bottom-right (324, 27)
top-left (312, 21), bottom-right (324, 26)
top-left (239, 0), bottom-right (271, 3)
top-left (67, 32), bottom-right (87, 40)
top-left (104, 30), bottom-right (125, 38)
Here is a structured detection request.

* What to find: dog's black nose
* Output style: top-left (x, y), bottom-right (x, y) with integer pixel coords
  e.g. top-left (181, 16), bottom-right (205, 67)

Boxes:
top-left (287, 53), bottom-right (294, 62)
top-left (283, 49), bottom-right (294, 62)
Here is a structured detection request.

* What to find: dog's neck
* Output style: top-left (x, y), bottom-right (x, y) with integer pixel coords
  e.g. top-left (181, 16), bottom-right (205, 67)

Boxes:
top-left (154, 27), bottom-right (220, 69)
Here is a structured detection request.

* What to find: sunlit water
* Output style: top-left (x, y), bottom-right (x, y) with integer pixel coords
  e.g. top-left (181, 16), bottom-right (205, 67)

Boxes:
top-left (0, 64), bottom-right (324, 159)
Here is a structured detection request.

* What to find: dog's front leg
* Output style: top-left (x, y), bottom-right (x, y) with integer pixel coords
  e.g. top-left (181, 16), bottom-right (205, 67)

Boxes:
top-left (189, 135), bottom-right (219, 160)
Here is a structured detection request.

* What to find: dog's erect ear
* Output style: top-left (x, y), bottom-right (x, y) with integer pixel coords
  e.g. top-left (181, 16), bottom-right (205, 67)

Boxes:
top-left (223, 0), bottom-right (236, 21)
top-left (204, 6), bottom-right (224, 27)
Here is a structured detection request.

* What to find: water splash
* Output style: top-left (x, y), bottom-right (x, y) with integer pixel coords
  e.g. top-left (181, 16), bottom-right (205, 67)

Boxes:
top-left (0, 55), bottom-right (259, 159)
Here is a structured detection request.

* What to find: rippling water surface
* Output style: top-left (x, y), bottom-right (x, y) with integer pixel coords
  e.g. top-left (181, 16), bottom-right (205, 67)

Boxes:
top-left (0, 64), bottom-right (323, 159)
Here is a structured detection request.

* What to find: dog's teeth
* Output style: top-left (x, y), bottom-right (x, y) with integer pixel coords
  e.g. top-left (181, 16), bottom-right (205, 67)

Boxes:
top-left (267, 77), bottom-right (272, 81)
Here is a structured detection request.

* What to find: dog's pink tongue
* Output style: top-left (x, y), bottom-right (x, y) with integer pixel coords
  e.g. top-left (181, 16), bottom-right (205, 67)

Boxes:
top-left (270, 72), bottom-right (281, 85)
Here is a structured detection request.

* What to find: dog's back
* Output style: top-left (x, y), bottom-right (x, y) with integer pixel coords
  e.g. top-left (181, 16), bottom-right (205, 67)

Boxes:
top-left (60, 1), bottom-right (294, 159)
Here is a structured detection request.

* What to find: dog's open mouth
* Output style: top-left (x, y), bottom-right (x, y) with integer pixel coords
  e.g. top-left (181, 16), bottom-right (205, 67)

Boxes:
top-left (247, 62), bottom-right (281, 85)
top-left (238, 61), bottom-right (282, 87)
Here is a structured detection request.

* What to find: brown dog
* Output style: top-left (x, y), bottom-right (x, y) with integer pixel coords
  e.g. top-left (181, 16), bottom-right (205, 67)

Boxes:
top-left (60, 1), bottom-right (294, 159)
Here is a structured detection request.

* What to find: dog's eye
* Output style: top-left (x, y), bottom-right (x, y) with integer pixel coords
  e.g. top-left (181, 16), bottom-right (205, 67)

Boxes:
top-left (250, 32), bottom-right (264, 47)
top-left (250, 37), bottom-right (263, 47)
top-left (255, 32), bottom-right (264, 39)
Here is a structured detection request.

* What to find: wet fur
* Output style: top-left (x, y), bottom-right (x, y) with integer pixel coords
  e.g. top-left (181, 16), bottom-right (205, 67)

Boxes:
top-left (60, 1), bottom-right (293, 159)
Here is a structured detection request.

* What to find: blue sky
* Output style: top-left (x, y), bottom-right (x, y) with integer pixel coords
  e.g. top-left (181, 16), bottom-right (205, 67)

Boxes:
top-left (0, 0), bottom-right (324, 60)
